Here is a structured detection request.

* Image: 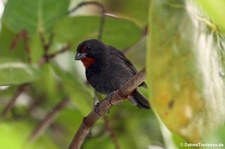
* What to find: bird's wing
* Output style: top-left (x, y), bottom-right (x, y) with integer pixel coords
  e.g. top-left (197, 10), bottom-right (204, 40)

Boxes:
top-left (109, 46), bottom-right (137, 75)
top-left (108, 46), bottom-right (147, 88)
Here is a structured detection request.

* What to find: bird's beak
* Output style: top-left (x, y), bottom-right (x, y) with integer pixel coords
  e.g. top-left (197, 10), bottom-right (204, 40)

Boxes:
top-left (75, 52), bottom-right (86, 60)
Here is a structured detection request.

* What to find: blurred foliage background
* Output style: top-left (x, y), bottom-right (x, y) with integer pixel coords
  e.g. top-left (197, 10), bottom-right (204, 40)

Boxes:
top-left (0, 0), bottom-right (225, 149)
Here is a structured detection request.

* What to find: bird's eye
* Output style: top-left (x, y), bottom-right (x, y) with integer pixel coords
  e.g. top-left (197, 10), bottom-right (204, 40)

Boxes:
top-left (87, 46), bottom-right (91, 51)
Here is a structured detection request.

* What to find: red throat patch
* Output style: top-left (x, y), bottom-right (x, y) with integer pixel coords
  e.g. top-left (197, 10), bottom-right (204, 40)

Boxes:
top-left (81, 57), bottom-right (95, 68)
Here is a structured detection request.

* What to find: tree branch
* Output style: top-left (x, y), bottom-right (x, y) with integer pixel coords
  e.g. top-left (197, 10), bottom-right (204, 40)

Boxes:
top-left (1, 83), bottom-right (29, 118)
top-left (48, 44), bottom-right (70, 59)
top-left (67, 1), bottom-right (106, 40)
top-left (69, 68), bottom-right (146, 149)
top-left (103, 116), bottom-right (120, 149)
top-left (28, 97), bottom-right (70, 142)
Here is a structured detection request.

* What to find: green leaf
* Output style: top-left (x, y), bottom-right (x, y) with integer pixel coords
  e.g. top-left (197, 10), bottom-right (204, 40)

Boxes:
top-left (196, 0), bottom-right (225, 32)
top-left (0, 25), bottom-right (27, 60)
top-left (3, 0), bottom-right (70, 34)
top-left (103, 0), bottom-right (149, 26)
top-left (204, 125), bottom-right (225, 148)
top-left (51, 63), bottom-right (93, 115)
top-left (0, 122), bottom-right (29, 149)
top-left (0, 122), bottom-right (58, 149)
top-left (147, 0), bottom-right (208, 143)
top-left (147, 0), bottom-right (225, 144)
top-left (0, 59), bottom-right (39, 85)
top-left (29, 35), bottom-right (44, 63)
top-left (53, 16), bottom-right (143, 49)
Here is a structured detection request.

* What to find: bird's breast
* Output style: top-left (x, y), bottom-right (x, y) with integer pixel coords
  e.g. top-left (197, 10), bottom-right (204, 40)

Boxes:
top-left (86, 63), bottom-right (133, 94)
top-left (81, 57), bottom-right (95, 68)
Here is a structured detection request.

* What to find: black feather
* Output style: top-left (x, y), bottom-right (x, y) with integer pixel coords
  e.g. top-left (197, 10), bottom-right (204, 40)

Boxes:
top-left (76, 39), bottom-right (150, 109)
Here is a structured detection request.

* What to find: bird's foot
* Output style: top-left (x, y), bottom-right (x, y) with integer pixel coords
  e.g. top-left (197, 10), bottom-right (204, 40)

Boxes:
top-left (94, 102), bottom-right (102, 116)
top-left (107, 91), bottom-right (124, 105)
top-left (107, 91), bottom-right (116, 106)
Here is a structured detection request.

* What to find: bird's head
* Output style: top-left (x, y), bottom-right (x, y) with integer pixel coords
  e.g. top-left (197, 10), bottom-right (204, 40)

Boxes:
top-left (75, 39), bottom-right (109, 68)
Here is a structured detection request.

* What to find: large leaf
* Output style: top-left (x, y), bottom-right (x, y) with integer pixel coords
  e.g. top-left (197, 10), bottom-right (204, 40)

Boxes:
top-left (0, 59), bottom-right (39, 85)
top-left (0, 122), bottom-right (29, 149)
top-left (203, 125), bottom-right (225, 148)
top-left (3, 0), bottom-right (70, 34)
top-left (0, 122), bottom-right (59, 149)
top-left (196, 0), bottom-right (225, 33)
top-left (53, 16), bottom-right (143, 49)
top-left (102, 0), bottom-right (149, 26)
top-left (147, 0), bottom-right (225, 143)
top-left (0, 25), bottom-right (27, 60)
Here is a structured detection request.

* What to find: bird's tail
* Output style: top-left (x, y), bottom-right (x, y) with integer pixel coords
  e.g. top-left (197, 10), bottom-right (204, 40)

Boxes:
top-left (129, 89), bottom-right (150, 109)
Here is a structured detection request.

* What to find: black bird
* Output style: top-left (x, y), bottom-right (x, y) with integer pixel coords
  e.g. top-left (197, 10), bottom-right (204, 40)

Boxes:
top-left (75, 39), bottom-right (150, 109)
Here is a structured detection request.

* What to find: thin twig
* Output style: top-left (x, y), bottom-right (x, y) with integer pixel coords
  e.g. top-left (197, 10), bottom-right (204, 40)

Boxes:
top-left (67, 1), bottom-right (106, 40)
top-left (98, 14), bottom-right (105, 40)
top-left (23, 32), bottom-right (31, 63)
top-left (46, 33), bottom-right (54, 50)
top-left (27, 98), bottom-right (44, 114)
top-left (10, 30), bottom-right (26, 50)
top-left (144, 25), bottom-right (148, 36)
top-left (39, 31), bottom-right (50, 64)
top-left (39, 31), bottom-right (48, 52)
top-left (103, 116), bottom-right (120, 149)
top-left (48, 44), bottom-right (70, 59)
top-left (67, 1), bottom-right (105, 15)
top-left (94, 92), bottom-right (120, 148)
top-left (10, 30), bottom-right (31, 63)
top-left (38, 31), bottom-right (69, 66)
top-left (38, 44), bottom-right (70, 65)
top-left (39, 32), bottom-right (55, 59)
top-left (69, 68), bottom-right (146, 149)
top-left (1, 83), bottom-right (29, 118)
top-left (28, 97), bottom-right (70, 142)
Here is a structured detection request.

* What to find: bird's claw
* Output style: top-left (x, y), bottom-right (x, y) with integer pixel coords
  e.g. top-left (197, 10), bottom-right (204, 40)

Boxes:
top-left (107, 91), bottom-right (116, 106)
top-left (94, 102), bottom-right (101, 116)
